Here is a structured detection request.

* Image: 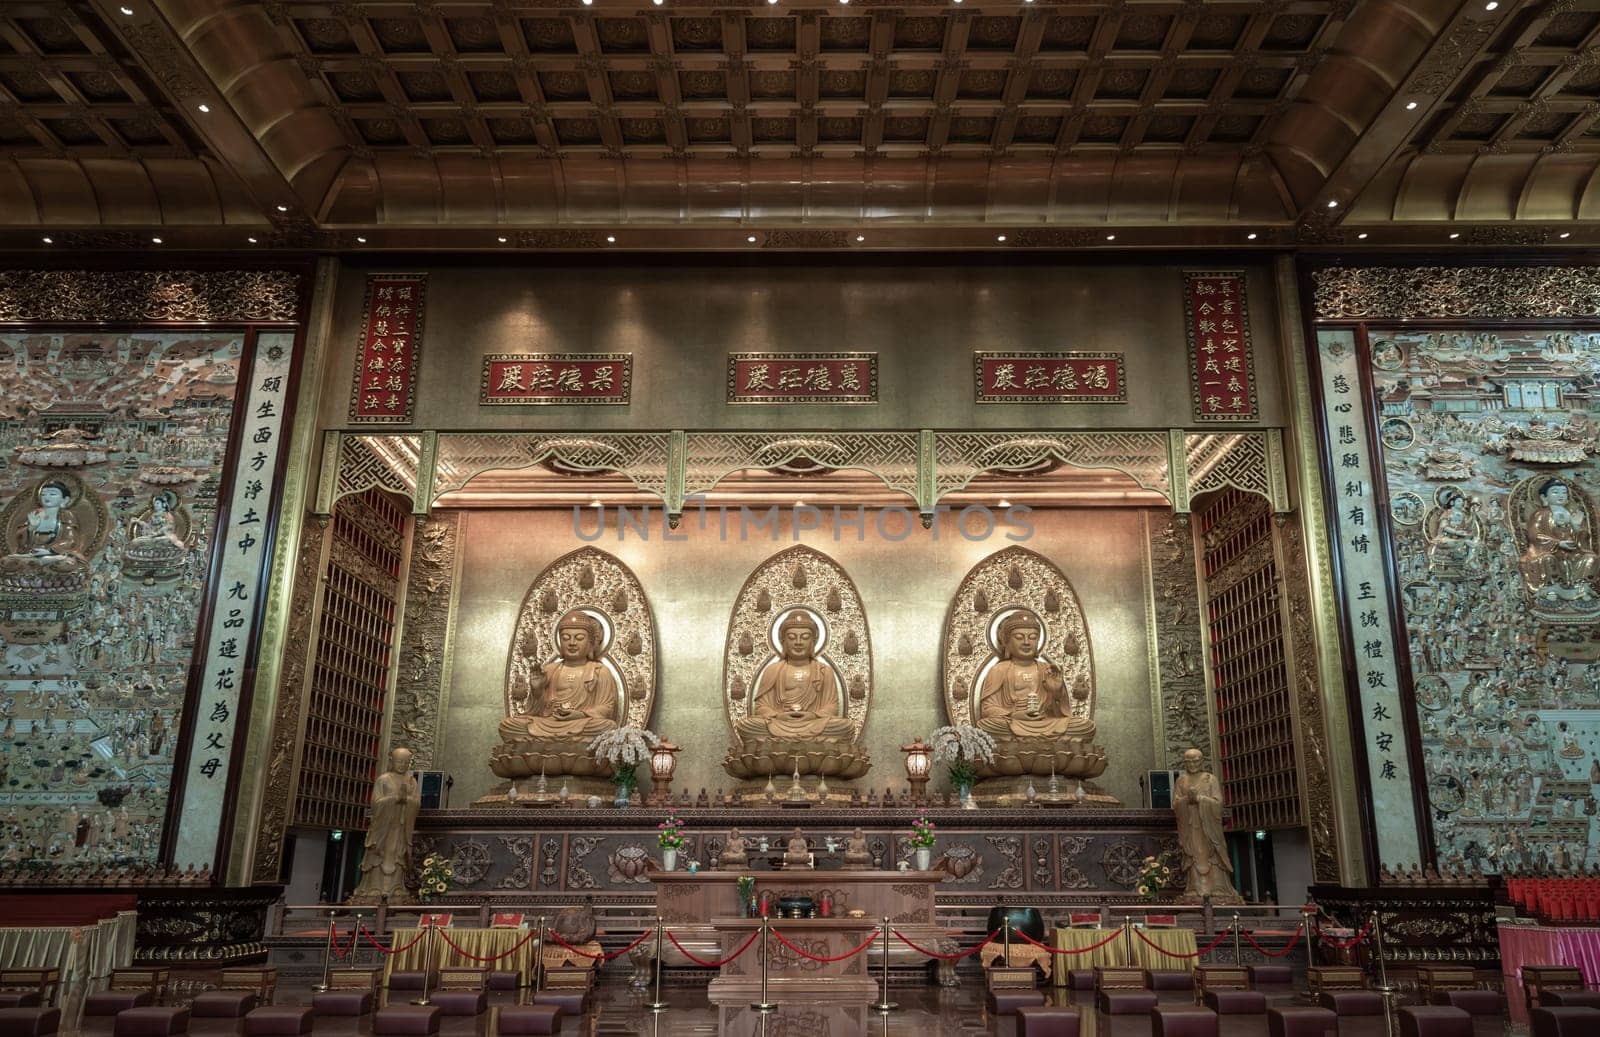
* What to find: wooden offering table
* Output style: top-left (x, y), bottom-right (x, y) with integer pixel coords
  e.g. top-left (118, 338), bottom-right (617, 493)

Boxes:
top-left (707, 919), bottom-right (879, 1003)
top-left (652, 868), bottom-right (959, 986)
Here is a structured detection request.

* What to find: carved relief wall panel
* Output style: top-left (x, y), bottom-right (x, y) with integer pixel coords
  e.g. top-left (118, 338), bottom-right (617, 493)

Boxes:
top-left (1367, 329), bottom-right (1600, 873)
top-left (388, 512), bottom-right (463, 769)
top-left (1144, 513), bottom-right (1211, 767)
top-left (0, 331), bottom-right (248, 877)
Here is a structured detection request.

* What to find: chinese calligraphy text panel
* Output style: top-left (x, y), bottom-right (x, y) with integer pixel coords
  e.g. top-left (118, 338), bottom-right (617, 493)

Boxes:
top-left (1184, 272), bottom-right (1259, 422)
top-left (727, 353), bottom-right (877, 405)
top-left (349, 275), bottom-right (426, 424)
top-left (0, 332), bottom-right (246, 877)
top-left (973, 353), bottom-right (1126, 404)
top-left (481, 354), bottom-right (632, 405)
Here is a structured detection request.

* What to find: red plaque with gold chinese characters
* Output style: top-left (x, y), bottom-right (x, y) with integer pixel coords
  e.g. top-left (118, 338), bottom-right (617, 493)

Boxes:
top-left (480, 353), bottom-right (631, 405)
top-left (727, 352), bottom-right (877, 404)
top-left (1182, 271), bottom-right (1258, 422)
top-left (972, 352), bottom-right (1125, 403)
top-left (349, 274), bottom-right (426, 423)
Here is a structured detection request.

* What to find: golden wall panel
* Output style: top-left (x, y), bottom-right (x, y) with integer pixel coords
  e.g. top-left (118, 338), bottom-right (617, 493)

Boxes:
top-left (435, 506), bottom-right (1158, 805)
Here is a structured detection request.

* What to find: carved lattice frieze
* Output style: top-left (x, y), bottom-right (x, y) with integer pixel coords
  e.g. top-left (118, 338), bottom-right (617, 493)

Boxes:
top-left (327, 433), bottom-right (421, 509)
top-left (432, 432), bottom-right (672, 505)
top-left (0, 270), bottom-right (300, 324)
top-left (682, 432), bottom-right (920, 507)
top-left (1185, 432), bottom-right (1279, 509)
top-left (1313, 266), bottom-right (1600, 321)
top-left (932, 432), bottom-right (1171, 505)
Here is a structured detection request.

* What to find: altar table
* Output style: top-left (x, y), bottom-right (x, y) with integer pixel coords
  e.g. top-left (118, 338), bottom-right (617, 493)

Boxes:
top-left (1050, 927), bottom-right (1198, 986)
top-left (379, 927), bottom-right (593, 985)
top-left (1498, 921), bottom-right (1600, 1023)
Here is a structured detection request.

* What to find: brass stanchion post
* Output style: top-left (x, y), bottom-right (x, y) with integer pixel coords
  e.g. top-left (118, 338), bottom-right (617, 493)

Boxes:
top-left (1232, 913), bottom-right (1241, 968)
top-left (647, 916), bottom-right (668, 1013)
top-left (530, 916), bottom-right (544, 1001)
top-left (411, 922), bottom-right (436, 1006)
top-left (1303, 906), bottom-right (1316, 970)
top-left (315, 918), bottom-right (335, 993)
top-left (1003, 922), bottom-right (1012, 968)
top-left (1123, 917), bottom-right (1133, 967)
top-left (1371, 910), bottom-right (1396, 1037)
top-left (751, 918), bottom-right (777, 1013)
top-left (870, 916), bottom-right (896, 1014)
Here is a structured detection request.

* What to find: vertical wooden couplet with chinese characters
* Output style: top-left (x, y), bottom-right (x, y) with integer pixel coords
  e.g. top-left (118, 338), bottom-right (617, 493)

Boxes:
top-left (350, 274), bottom-right (426, 423)
top-left (1182, 271), bottom-right (1258, 421)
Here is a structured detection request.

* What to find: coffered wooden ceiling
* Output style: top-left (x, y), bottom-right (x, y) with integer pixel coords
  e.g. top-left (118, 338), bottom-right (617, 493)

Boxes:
top-left (1, 0), bottom-right (1597, 249)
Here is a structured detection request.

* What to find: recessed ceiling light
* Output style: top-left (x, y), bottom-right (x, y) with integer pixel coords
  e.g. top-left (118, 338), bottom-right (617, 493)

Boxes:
top-left (497, 236), bottom-right (507, 243)
top-left (151, 236), bottom-right (162, 244)
top-left (276, 205), bottom-right (288, 212)
top-left (120, 5), bottom-right (133, 14)
top-left (1105, 234), bottom-right (1115, 241)
top-left (1449, 232), bottom-right (1460, 239)
top-left (1485, 1), bottom-right (1498, 9)
top-left (356, 236), bottom-right (367, 243)
top-left (197, 104), bottom-right (210, 113)
top-left (747, 235), bottom-right (757, 243)
top-left (1405, 101), bottom-right (1418, 110)
top-left (1560, 231), bottom-right (1572, 239)
top-left (606, 235), bottom-right (616, 243)
top-left (590, 499), bottom-right (603, 508)
top-left (652, 0), bottom-right (663, 6)
top-left (997, 498), bottom-right (1011, 508)
top-left (996, 234), bottom-right (1006, 242)
top-left (582, 0), bottom-right (592, 4)
top-left (247, 237), bottom-right (257, 244)
top-left (1357, 232), bottom-right (1369, 239)
top-left (855, 234), bottom-right (865, 242)
top-left (1326, 200), bottom-right (1338, 208)
top-left (41, 236), bottom-right (52, 244)
top-left (1247, 232), bottom-right (1257, 240)
top-left (795, 499), bottom-right (807, 508)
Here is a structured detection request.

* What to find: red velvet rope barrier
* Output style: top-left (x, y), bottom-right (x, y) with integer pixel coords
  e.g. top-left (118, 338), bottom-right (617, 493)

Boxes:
top-left (891, 929), bottom-right (1001, 961)
top-left (545, 928), bottom-right (654, 961)
top-left (771, 928), bottom-right (882, 963)
top-left (1013, 926), bottom-right (1126, 955)
top-left (666, 929), bottom-right (762, 968)
top-left (328, 923), bottom-right (356, 960)
top-left (1134, 926), bottom-right (1236, 959)
top-left (1312, 922), bottom-right (1372, 949)
top-left (437, 928), bottom-right (539, 962)
top-left (1241, 925), bottom-right (1304, 959)
top-left (359, 925), bottom-right (431, 956)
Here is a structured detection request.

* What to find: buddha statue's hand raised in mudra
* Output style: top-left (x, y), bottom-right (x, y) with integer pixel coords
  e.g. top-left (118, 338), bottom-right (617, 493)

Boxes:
top-left (734, 611), bottom-right (855, 744)
top-left (976, 612), bottom-right (1095, 742)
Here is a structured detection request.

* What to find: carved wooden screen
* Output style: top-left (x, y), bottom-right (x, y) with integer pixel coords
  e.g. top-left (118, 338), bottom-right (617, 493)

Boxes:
top-left (1196, 489), bottom-right (1302, 832)
top-left (292, 488), bottom-right (410, 831)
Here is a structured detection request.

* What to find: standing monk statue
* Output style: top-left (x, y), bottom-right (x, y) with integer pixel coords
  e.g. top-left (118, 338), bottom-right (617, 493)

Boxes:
top-left (1173, 748), bottom-right (1242, 904)
top-left (349, 747), bottom-right (420, 904)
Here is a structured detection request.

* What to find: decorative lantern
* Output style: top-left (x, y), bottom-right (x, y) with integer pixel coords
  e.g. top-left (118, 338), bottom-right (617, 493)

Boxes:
top-left (649, 739), bottom-right (680, 806)
top-left (902, 739), bottom-right (933, 805)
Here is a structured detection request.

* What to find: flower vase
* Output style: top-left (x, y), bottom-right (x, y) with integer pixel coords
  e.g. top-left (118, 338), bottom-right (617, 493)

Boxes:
top-left (913, 847), bottom-right (933, 871)
top-left (613, 785), bottom-right (630, 808)
top-left (959, 783), bottom-right (977, 810)
top-left (662, 848), bottom-right (678, 872)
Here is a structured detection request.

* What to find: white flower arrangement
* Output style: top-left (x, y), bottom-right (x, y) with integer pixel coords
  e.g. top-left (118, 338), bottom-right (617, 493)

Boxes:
top-left (928, 724), bottom-right (997, 789)
top-left (589, 726), bottom-right (661, 793)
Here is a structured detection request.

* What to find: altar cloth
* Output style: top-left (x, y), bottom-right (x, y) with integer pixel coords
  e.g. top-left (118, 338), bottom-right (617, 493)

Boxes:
top-left (379, 929), bottom-right (593, 986)
top-left (1050, 927), bottom-right (1198, 986)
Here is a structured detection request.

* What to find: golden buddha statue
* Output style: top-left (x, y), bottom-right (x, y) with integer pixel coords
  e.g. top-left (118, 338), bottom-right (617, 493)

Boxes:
top-left (497, 610), bottom-right (619, 742)
top-left (977, 611), bottom-right (1095, 742)
top-left (485, 609), bottom-right (622, 802)
top-left (733, 611), bottom-right (855, 743)
top-left (1520, 477), bottom-right (1599, 603)
top-left (723, 607), bottom-right (870, 798)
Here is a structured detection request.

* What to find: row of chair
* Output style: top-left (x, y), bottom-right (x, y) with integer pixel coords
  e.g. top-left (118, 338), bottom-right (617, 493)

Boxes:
top-left (1503, 877), bottom-right (1600, 920)
top-left (994, 1001), bottom-right (1489, 1037)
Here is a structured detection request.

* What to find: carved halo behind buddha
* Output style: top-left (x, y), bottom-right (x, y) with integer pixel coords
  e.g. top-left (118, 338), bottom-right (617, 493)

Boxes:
top-left (480, 547), bottom-right (658, 805)
top-left (941, 545), bottom-right (1114, 806)
top-left (723, 545), bottom-right (872, 802)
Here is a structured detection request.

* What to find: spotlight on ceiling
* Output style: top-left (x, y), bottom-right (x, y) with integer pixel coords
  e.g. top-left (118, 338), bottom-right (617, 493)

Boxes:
top-left (197, 104), bottom-right (210, 113)
top-left (1357, 232), bottom-right (1369, 239)
top-left (498, 236), bottom-right (508, 243)
top-left (151, 236), bottom-right (162, 244)
top-left (996, 234), bottom-right (1007, 242)
top-left (247, 237), bottom-right (257, 244)
top-left (1247, 233), bottom-right (1258, 240)
top-left (1326, 199), bottom-right (1338, 209)
top-left (1105, 234), bottom-right (1115, 241)
top-left (41, 236), bottom-right (52, 244)
top-left (606, 235), bottom-right (616, 243)
top-left (747, 235), bottom-right (757, 243)
top-left (1560, 232), bottom-right (1572, 239)
top-left (1449, 232), bottom-right (1460, 239)
top-left (1405, 101), bottom-right (1418, 110)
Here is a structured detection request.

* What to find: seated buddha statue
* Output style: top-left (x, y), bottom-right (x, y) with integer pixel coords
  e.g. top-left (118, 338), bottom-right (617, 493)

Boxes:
top-left (1520, 477), bottom-right (1599, 604)
top-left (734, 611), bottom-right (855, 744)
top-left (487, 609), bottom-right (621, 800)
top-left (723, 609), bottom-right (870, 792)
top-left (0, 479), bottom-right (91, 593)
top-left (977, 611), bottom-right (1095, 743)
